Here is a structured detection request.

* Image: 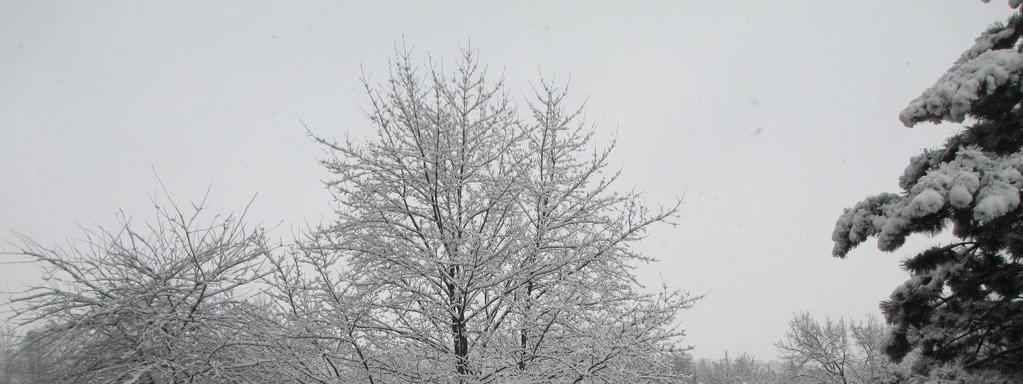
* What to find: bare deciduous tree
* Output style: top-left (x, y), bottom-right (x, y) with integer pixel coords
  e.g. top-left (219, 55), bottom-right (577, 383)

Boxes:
top-left (776, 313), bottom-right (898, 384)
top-left (5, 195), bottom-right (278, 383)
top-left (695, 352), bottom-right (780, 384)
top-left (286, 47), bottom-right (695, 384)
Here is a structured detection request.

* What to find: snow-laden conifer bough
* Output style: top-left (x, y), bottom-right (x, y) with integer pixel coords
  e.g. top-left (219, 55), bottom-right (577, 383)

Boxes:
top-left (833, 1), bottom-right (1023, 382)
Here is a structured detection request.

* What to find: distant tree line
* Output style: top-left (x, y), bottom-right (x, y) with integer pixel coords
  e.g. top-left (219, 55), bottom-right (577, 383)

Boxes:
top-left (687, 313), bottom-right (900, 384)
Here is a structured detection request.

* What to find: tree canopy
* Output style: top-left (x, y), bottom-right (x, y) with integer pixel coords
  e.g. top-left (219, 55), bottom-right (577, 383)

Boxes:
top-left (295, 48), bottom-right (694, 384)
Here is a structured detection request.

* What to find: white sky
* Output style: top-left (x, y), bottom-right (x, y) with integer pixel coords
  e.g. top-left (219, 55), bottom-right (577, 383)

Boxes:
top-left (0, 1), bottom-right (1013, 360)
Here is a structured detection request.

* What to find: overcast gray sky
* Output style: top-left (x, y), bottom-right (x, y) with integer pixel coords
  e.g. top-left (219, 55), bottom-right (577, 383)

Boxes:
top-left (0, 1), bottom-right (1013, 360)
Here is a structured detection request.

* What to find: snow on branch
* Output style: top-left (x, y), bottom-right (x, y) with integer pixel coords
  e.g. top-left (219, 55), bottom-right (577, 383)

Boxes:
top-left (956, 16), bottom-right (1019, 65)
top-left (982, 0), bottom-right (1023, 10)
top-left (900, 49), bottom-right (1023, 127)
top-left (832, 193), bottom-right (901, 257)
top-left (833, 147), bottom-right (1023, 256)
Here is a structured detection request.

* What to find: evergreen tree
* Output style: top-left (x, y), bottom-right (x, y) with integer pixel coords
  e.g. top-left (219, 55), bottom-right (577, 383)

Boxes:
top-left (832, 1), bottom-right (1023, 382)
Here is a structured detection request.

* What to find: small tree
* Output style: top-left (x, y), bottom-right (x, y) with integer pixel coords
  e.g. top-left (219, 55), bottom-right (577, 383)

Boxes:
top-left (694, 352), bottom-right (779, 384)
top-left (776, 313), bottom-right (898, 384)
top-left (5, 196), bottom-right (277, 383)
top-left (299, 48), bottom-right (694, 383)
top-left (777, 313), bottom-right (853, 384)
top-left (831, 2), bottom-right (1023, 381)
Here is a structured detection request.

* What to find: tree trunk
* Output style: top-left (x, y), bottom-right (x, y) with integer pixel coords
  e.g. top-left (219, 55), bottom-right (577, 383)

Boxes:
top-left (448, 268), bottom-right (469, 383)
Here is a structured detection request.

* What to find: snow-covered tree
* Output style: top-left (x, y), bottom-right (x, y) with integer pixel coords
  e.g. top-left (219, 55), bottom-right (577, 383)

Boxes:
top-left (776, 313), bottom-right (899, 384)
top-left (0, 328), bottom-right (70, 384)
top-left (831, 2), bottom-right (1023, 381)
top-left (694, 352), bottom-right (780, 384)
top-left (300, 48), bottom-right (694, 384)
top-left (0, 328), bottom-right (17, 384)
top-left (5, 196), bottom-right (280, 383)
